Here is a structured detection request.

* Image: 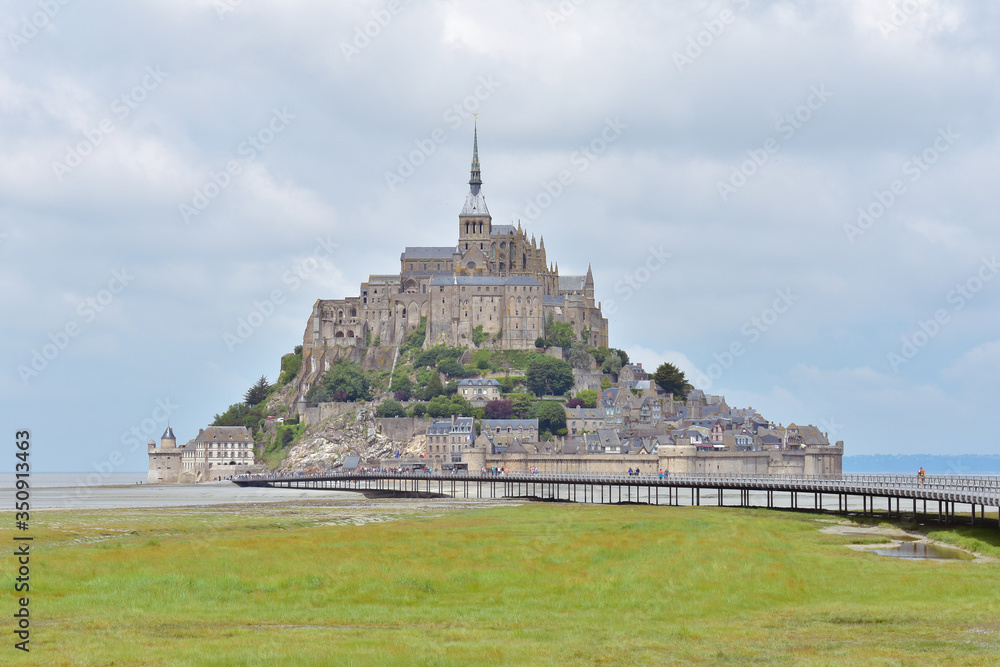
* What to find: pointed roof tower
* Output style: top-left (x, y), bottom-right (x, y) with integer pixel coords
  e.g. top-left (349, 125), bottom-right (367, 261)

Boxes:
top-left (585, 263), bottom-right (594, 286)
top-left (469, 120), bottom-right (482, 194)
top-left (459, 120), bottom-right (491, 220)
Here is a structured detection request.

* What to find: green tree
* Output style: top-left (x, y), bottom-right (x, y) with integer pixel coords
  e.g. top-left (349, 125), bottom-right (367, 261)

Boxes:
top-left (652, 362), bottom-right (693, 398)
top-left (508, 392), bottom-right (536, 419)
top-left (535, 336), bottom-right (545, 348)
top-left (576, 389), bottom-right (599, 408)
top-left (410, 403), bottom-right (427, 417)
top-left (376, 399), bottom-right (406, 418)
top-left (278, 352), bottom-right (302, 386)
top-left (213, 402), bottom-right (252, 427)
top-left (390, 374), bottom-right (412, 401)
top-left (566, 342), bottom-right (594, 369)
top-left (601, 354), bottom-right (622, 375)
top-left (531, 400), bottom-right (567, 434)
top-left (423, 372), bottom-right (445, 399)
top-left (546, 322), bottom-right (576, 349)
top-left (471, 324), bottom-right (487, 347)
top-left (526, 356), bottom-right (575, 397)
top-left (601, 376), bottom-right (611, 391)
top-left (244, 375), bottom-right (271, 407)
top-left (437, 357), bottom-right (469, 378)
top-left (615, 349), bottom-right (630, 366)
top-left (304, 358), bottom-right (370, 403)
top-left (589, 347), bottom-right (610, 366)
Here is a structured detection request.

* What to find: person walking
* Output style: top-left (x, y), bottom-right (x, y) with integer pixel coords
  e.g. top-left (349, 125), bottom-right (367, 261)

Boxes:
top-left (918, 467), bottom-right (926, 486)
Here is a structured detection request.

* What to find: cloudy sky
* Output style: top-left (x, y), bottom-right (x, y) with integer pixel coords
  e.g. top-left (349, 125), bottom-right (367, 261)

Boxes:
top-left (2, 0), bottom-right (998, 473)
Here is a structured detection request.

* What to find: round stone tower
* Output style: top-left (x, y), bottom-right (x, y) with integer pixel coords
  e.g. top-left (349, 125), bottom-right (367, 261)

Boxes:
top-left (161, 426), bottom-right (176, 449)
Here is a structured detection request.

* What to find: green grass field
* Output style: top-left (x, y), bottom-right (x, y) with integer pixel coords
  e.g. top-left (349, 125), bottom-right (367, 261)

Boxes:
top-left (5, 502), bottom-right (1000, 665)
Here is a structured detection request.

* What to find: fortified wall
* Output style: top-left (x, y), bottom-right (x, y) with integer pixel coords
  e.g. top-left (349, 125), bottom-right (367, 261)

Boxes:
top-left (465, 444), bottom-right (843, 477)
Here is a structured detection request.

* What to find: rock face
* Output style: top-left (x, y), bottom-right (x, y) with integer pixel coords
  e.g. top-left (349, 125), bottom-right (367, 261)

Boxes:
top-left (282, 406), bottom-right (424, 471)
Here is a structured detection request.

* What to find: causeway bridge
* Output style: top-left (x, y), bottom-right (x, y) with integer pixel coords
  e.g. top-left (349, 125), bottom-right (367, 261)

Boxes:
top-left (233, 472), bottom-right (1000, 528)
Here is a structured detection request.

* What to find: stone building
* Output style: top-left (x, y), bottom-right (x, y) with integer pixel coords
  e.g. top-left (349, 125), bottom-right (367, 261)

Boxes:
top-left (298, 125), bottom-right (609, 396)
top-left (457, 378), bottom-right (501, 406)
top-left (180, 426), bottom-right (256, 481)
top-left (147, 426), bottom-right (182, 483)
top-left (425, 416), bottom-right (475, 463)
top-left (481, 418), bottom-right (539, 446)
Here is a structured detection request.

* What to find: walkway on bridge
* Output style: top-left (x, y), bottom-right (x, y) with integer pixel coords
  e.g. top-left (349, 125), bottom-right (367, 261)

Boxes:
top-left (233, 472), bottom-right (1000, 528)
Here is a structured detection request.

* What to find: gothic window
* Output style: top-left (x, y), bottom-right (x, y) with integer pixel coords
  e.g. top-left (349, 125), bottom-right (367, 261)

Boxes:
top-left (467, 262), bottom-right (476, 270)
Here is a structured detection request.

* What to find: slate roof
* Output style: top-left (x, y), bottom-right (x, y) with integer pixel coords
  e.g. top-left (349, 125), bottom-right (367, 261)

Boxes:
top-left (490, 224), bottom-right (515, 236)
top-left (458, 378), bottom-right (501, 387)
top-left (482, 419), bottom-right (538, 431)
top-left (504, 275), bottom-right (542, 286)
top-left (558, 275), bottom-right (587, 291)
top-left (460, 191), bottom-right (490, 217)
top-left (195, 426), bottom-right (253, 443)
top-left (565, 407), bottom-right (603, 420)
top-left (428, 275), bottom-right (542, 287)
top-left (402, 247), bottom-right (457, 260)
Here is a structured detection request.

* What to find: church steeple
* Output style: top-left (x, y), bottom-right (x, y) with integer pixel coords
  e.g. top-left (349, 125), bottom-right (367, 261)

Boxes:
top-left (469, 120), bottom-right (482, 195)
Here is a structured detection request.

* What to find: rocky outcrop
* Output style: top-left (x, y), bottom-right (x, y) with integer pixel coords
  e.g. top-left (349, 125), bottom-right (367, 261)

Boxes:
top-left (281, 405), bottom-right (425, 471)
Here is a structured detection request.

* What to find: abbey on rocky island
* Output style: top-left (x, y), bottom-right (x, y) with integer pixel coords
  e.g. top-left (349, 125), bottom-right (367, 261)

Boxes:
top-left (299, 126), bottom-right (609, 380)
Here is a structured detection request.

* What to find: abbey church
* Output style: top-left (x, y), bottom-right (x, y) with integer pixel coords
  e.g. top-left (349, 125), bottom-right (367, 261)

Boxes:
top-left (299, 126), bottom-right (609, 382)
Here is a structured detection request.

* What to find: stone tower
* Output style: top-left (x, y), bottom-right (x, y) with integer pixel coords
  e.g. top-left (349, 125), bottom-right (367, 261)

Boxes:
top-left (147, 425), bottom-right (182, 484)
top-left (457, 121), bottom-right (492, 272)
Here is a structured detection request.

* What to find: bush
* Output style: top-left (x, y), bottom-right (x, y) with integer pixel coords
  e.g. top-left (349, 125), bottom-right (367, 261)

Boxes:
top-left (484, 399), bottom-right (513, 420)
top-left (415, 346), bottom-right (462, 369)
top-left (526, 356), bottom-right (575, 397)
top-left (390, 375), bottom-right (412, 401)
top-left (376, 399), bottom-right (406, 418)
top-left (531, 400), bottom-right (567, 434)
top-left (278, 352), bottom-right (302, 386)
top-left (566, 398), bottom-right (584, 409)
top-left (472, 325), bottom-right (487, 347)
top-left (576, 389), bottom-right (599, 409)
top-left (304, 358), bottom-right (370, 403)
top-left (472, 349), bottom-right (492, 370)
top-left (437, 357), bottom-right (470, 378)
top-left (400, 316), bottom-right (427, 355)
top-left (410, 403), bottom-right (427, 417)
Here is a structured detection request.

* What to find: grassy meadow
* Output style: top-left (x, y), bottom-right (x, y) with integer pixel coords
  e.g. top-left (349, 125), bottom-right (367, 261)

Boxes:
top-left (5, 501), bottom-right (1000, 665)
